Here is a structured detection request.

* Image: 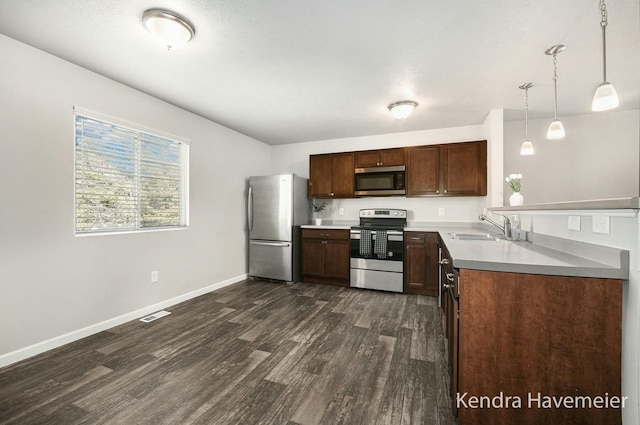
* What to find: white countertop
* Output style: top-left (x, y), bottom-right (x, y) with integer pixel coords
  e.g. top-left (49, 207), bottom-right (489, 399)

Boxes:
top-left (301, 221), bottom-right (629, 280)
top-left (439, 230), bottom-right (628, 280)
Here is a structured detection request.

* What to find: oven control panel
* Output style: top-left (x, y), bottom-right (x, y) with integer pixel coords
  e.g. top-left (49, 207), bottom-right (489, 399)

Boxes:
top-left (359, 209), bottom-right (407, 218)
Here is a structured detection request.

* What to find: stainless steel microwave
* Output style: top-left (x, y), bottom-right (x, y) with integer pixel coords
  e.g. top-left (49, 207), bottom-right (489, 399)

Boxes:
top-left (354, 165), bottom-right (406, 196)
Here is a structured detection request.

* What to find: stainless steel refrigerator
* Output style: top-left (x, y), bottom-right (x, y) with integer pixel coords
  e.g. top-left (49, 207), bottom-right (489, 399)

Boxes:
top-left (248, 174), bottom-right (310, 282)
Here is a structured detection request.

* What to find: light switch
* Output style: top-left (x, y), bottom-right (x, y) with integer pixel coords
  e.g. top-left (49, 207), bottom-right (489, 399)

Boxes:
top-left (592, 215), bottom-right (610, 234)
top-left (567, 216), bottom-right (581, 231)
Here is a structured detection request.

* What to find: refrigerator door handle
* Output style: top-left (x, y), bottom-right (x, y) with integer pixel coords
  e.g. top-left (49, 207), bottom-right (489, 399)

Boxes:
top-left (250, 241), bottom-right (291, 247)
top-left (248, 186), bottom-right (254, 231)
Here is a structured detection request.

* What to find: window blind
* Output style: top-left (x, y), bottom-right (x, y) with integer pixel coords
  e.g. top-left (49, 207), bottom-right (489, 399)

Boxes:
top-left (74, 112), bottom-right (189, 234)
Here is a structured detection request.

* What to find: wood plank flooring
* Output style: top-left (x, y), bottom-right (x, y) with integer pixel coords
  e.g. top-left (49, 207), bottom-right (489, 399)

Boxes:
top-left (0, 279), bottom-right (455, 425)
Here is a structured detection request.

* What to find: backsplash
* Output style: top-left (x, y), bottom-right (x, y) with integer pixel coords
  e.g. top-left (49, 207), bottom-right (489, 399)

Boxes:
top-left (314, 197), bottom-right (486, 223)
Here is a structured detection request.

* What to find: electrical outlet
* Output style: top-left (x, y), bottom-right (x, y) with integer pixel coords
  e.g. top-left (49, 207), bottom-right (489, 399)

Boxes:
top-left (567, 216), bottom-right (581, 231)
top-left (339, 207), bottom-right (344, 216)
top-left (592, 215), bottom-right (610, 234)
top-left (438, 207), bottom-right (445, 216)
top-left (151, 271), bottom-right (159, 283)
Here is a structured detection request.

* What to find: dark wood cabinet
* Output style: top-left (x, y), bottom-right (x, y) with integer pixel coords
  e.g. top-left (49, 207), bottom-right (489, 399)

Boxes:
top-left (437, 233), bottom-right (623, 424)
top-left (405, 140), bottom-right (486, 197)
top-left (301, 228), bottom-right (350, 286)
top-left (405, 145), bottom-right (440, 196)
top-left (310, 141), bottom-right (485, 199)
top-left (441, 140), bottom-right (487, 196)
top-left (308, 152), bottom-right (354, 199)
top-left (355, 148), bottom-right (404, 168)
top-left (308, 154), bottom-right (332, 198)
top-left (457, 269), bottom-right (622, 425)
top-left (404, 232), bottom-right (439, 296)
top-left (439, 239), bottom-right (459, 417)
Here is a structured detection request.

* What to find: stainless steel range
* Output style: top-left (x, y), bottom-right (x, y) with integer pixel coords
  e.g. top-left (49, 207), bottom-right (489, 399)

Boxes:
top-left (350, 209), bottom-right (407, 293)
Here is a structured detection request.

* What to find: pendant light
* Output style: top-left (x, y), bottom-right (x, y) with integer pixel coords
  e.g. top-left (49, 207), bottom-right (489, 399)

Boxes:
top-left (143, 9), bottom-right (195, 50)
top-left (519, 83), bottom-right (534, 156)
top-left (388, 101), bottom-right (418, 119)
top-left (592, 0), bottom-right (619, 111)
top-left (545, 45), bottom-right (566, 140)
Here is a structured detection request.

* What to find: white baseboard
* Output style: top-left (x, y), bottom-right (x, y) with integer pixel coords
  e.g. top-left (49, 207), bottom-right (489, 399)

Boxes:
top-left (0, 274), bottom-right (247, 369)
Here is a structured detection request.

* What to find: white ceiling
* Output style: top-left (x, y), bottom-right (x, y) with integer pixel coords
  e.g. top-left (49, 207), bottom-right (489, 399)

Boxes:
top-left (0, 0), bottom-right (638, 145)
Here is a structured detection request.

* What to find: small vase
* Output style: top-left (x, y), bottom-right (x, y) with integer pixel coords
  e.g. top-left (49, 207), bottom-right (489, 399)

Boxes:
top-left (314, 218), bottom-right (322, 226)
top-left (509, 192), bottom-right (524, 206)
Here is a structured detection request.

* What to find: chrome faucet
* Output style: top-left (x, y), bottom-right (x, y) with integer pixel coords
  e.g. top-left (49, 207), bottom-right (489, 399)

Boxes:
top-left (479, 213), bottom-right (513, 240)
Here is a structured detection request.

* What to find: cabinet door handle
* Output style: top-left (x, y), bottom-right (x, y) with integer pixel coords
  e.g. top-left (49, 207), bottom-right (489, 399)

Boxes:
top-left (439, 259), bottom-right (450, 265)
top-left (330, 192), bottom-right (334, 196)
top-left (410, 237), bottom-right (421, 241)
top-left (436, 190), bottom-right (440, 194)
top-left (444, 190), bottom-right (448, 193)
top-left (446, 273), bottom-right (455, 282)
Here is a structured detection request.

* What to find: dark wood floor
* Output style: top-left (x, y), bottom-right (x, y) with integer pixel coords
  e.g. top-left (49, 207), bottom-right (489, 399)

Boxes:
top-left (0, 280), bottom-right (455, 425)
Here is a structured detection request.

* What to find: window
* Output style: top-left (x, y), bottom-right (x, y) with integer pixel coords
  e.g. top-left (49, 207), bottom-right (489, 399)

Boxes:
top-left (74, 109), bottom-right (189, 234)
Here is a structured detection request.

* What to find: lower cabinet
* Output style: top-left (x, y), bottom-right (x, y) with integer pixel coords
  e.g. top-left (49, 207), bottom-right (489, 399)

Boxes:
top-left (404, 231), bottom-right (439, 296)
top-left (301, 228), bottom-right (350, 286)
top-left (450, 267), bottom-right (623, 425)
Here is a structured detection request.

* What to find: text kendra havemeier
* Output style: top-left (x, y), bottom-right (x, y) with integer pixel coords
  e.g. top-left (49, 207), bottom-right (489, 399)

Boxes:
top-left (457, 392), bottom-right (628, 410)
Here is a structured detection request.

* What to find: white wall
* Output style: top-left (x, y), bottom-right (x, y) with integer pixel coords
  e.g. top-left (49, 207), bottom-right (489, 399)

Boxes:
top-left (271, 113), bottom-right (504, 222)
top-left (503, 110), bottom-right (639, 205)
top-left (0, 35), bottom-right (270, 365)
top-left (483, 109), bottom-right (504, 209)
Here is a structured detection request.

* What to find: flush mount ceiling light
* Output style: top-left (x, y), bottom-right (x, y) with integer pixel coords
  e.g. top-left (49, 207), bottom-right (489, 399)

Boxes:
top-left (142, 9), bottom-right (195, 50)
top-left (388, 101), bottom-right (417, 119)
top-left (545, 44), bottom-right (566, 140)
top-left (592, 0), bottom-right (619, 111)
top-left (519, 83), bottom-right (534, 156)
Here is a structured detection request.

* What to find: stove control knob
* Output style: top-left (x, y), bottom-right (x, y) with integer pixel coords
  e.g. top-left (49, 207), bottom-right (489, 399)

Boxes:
top-left (388, 252), bottom-right (393, 257)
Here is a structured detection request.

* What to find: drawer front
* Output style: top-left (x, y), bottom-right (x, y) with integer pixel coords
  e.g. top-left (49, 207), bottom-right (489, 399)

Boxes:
top-left (302, 228), bottom-right (350, 240)
top-left (405, 231), bottom-right (426, 243)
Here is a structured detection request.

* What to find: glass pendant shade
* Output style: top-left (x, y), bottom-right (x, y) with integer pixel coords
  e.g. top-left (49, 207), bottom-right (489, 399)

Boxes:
top-left (388, 101), bottom-right (417, 119)
top-left (520, 141), bottom-right (534, 156)
top-left (143, 9), bottom-right (195, 50)
top-left (592, 82), bottom-right (619, 111)
top-left (547, 119), bottom-right (565, 140)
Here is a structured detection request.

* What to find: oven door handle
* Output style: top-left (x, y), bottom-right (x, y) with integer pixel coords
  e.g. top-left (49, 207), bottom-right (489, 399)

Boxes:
top-left (350, 230), bottom-right (403, 240)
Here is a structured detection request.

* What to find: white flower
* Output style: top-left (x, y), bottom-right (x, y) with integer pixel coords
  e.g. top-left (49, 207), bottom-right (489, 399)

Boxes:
top-left (505, 173), bottom-right (522, 192)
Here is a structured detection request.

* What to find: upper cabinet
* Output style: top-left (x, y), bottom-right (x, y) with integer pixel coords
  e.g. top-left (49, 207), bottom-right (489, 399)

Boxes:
top-left (405, 145), bottom-right (440, 196)
top-left (355, 148), bottom-right (404, 168)
top-left (405, 140), bottom-right (487, 197)
top-left (309, 152), bottom-right (355, 199)
top-left (309, 140), bottom-right (486, 199)
top-left (440, 140), bottom-right (487, 196)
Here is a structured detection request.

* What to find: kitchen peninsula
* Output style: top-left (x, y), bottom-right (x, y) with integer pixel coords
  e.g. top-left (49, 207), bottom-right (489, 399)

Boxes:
top-left (302, 206), bottom-right (631, 424)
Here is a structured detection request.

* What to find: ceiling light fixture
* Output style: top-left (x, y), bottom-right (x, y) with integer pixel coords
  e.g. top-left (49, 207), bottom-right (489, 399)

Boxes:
top-left (519, 82), bottom-right (535, 156)
top-left (545, 44), bottom-right (566, 140)
top-left (142, 9), bottom-right (195, 50)
top-left (388, 101), bottom-right (417, 119)
top-left (592, 0), bottom-right (619, 111)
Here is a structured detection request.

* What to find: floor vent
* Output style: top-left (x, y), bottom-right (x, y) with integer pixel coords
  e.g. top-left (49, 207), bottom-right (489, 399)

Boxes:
top-left (139, 310), bottom-right (171, 323)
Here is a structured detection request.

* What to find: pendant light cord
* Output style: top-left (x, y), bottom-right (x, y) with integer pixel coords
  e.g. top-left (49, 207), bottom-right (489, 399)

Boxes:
top-left (525, 87), bottom-right (530, 140)
top-left (552, 54), bottom-right (559, 120)
top-left (600, 0), bottom-right (608, 82)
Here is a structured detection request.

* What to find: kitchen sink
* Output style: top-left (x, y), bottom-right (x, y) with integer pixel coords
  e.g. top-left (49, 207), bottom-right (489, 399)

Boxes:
top-left (448, 233), bottom-right (505, 241)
